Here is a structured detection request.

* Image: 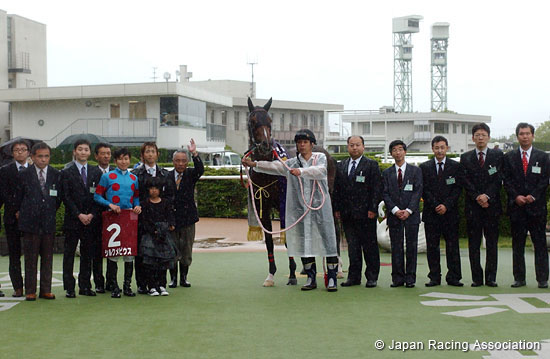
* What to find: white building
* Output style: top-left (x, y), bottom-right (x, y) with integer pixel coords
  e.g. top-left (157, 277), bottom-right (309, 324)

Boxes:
top-left (325, 108), bottom-right (492, 154)
top-left (0, 10), bottom-right (47, 142)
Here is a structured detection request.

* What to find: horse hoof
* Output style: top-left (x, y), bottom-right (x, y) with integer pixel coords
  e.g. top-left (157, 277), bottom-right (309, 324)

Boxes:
top-left (337, 272), bottom-right (345, 279)
top-left (263, 279), bottom-right (275, 287)
top-left (287, 278), bottom-right (297, 286)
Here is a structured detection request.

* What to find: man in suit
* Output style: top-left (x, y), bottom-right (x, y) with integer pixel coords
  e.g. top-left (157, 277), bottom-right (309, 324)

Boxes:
top-left (0, 139), bottom-right (30, 297)
top-left (420, 136), bottom-right (464, 287)
top-left (334, 135), bottom-right (382, 288)
top-left (92, 143), bottom-right (114, 293)
top-left (502, 123), bottom-right (549, 288)
top-left (382, 140), bottom-right (423, 288)
top-left (168, 139), bottom-right (204, 288)
top-left (460, 122), bottom-right (503, 287)
top-left (132, 142), bottom-right (174, 294)
top-left (61, 139), bottom-right (103, 298)
top-left (16, 142), bottom-right (62, 301)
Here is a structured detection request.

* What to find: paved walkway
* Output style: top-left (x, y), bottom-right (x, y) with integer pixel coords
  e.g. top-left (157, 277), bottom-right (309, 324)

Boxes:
top-left (194, 217), bottom-right (284, 253)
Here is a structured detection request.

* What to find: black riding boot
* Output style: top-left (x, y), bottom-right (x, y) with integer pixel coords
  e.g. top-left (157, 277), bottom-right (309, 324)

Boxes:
top-left (123, 261), bottom-right (136, 297)
top-left (287, 257), bottom-right (297, 285)
top-left (301, 260), bottom-right (317, 291)
top-left (181, 264), bottom-right (191, 287)
top-left (107, 260), bottom-right (121, 298)
top-left (169, 266), bottom-right (178, 288)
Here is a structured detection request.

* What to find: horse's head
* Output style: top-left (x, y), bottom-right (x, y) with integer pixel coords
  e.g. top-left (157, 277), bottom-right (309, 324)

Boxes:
top-left (247, 97), bottom-right (273, 159)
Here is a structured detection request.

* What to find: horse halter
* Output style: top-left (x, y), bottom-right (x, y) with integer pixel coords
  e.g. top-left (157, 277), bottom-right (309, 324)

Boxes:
top-left (248, 109), bottom-right (273, 154)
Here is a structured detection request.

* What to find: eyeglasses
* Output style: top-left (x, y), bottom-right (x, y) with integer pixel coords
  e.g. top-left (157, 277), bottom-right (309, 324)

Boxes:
top-left (473, 134), bottom-right (488, 139)
top-left (13, 148), bottom-right (28, 153)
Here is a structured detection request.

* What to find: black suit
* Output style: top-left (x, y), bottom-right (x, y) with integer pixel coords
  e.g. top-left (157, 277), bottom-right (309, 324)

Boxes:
top-left (16, 165), bottom-right (62, 295)
top-left (460, 148), bottom-right (503, 284)
top-left (61, 163), bottom-right (103, 292)
top-left (333, 156), bottom-right (382, 282)
top-left (382, 163), bottom-right (423, 285)
top-left (502, 147), bottom-right (549, 283)
top-left (0, 161), bottom-right (28, 291)
top-left (420, 158), bottom-right (463, 284)
top-left (133, 164), bottom-right (175, 289)
top-left (167, 155), bottom-right (204, 282)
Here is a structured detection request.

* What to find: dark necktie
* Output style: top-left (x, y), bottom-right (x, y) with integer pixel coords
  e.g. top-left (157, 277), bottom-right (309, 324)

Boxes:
top-left (348, 160), bottom-right (356, 180)
top-left (176, 173), bottom-right (183, 190)
top-left (397, 168), bottom-right (403, 188)
top-left (438, 162), bottom-right (443, 179)
top-left (81, 165), bottom-right (87, 186)
top-left (478, 152), bottom-right (485, 168)
top-left (39, 169), bottom-right (46, 192)
top-left (18, 165), bottom-right (24, 172)
top-left (522, 151), bottom-right (528, 175)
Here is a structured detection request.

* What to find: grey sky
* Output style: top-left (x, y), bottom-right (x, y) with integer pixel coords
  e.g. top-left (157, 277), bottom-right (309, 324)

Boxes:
top-left (4, 0), bottom-right (549, 137)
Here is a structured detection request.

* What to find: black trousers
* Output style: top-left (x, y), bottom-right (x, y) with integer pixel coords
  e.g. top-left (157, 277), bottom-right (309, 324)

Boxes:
top-left (5, 222), bottom-right (24, 290)
top-left (63, 228), bottom-right (94, 291)
top-left (389, 222), bottom-right (419, 285)
top-left (342, 218), bottom-right (379, 282)
top-left (466, 212), bottom-right (499, 284)
top-left (22, 232), bottom-right (54, 295)
top-left (511, 214), bottom-right (549, 283)
top-left (424, 221), bottom-right (462, 283)
top-left (147, 265), bottom-right (164, 290)
top-left (92, 231), bottom-right (105, 289)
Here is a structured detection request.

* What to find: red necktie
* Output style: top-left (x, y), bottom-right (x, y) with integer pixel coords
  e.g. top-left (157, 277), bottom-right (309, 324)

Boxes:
top-left (398, 168), bottom-right (403, 188)
top-left (522, 151), bottom-right (528, 175)
top-left (478, 152), bottom-right (485, 168)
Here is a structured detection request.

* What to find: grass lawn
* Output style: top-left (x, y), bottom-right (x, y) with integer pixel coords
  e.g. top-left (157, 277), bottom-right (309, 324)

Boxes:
top-left (0, 248), bottom-right (549, 358)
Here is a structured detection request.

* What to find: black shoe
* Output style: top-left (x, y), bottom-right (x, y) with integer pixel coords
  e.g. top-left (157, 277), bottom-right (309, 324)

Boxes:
top-left (123, 287), bottom-right (136, 297)
top-left (511, 280), bottom-right (526, 288)
top-left (538, 281), bottom-right (548, 289)
top-left (486, 281), bottom-right (498, 287)
top-left (301, 283), bottom-right (317, 291)
top-left (390, 282), bottom-right (404, 288)
top-left (65, 290), bottom-right (76, 298)
top-left (180, 277), bottom-right (191, 288)
top-left (95, 286), bottom-right (106, 294)
top-left (405, 283), bottom-right (415, 288)
top-left (365, 280), bottom-right (377, 288)
top-left (341, 280), bottom-right (361, 287)
top-left (111, 288), bottom-right (121, 298)
top-left (168, 279), bottom-right (177, 288)
top-left (0, 290), bottom-right (4, 297)
top-left (471, 282), bottom-right (483, 287)
top-left (137, 286), bottom-right (149, 294)
top-left (447, 280), bottom-right (464, 287)
top-left (79, 288), bottom-right (97, 296)
top-left (425, 280), bottom-right (440, 287)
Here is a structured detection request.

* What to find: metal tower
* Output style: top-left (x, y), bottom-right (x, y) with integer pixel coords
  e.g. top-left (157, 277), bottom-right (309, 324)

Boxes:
top-left (431, 23), bottom-right (450, 112)
top-left (392, 15), bottom-right (422, 113)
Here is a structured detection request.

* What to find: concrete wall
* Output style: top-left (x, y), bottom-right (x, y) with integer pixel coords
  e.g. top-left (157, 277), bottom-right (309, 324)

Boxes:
top-left (157, 126), bottom-right (207, 150)
top-left (9, 14), bottom-right (47, 87)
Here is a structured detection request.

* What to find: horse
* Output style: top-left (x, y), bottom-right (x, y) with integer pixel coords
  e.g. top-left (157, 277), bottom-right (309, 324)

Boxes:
top-left (244, 97), bottom-right (297, 286)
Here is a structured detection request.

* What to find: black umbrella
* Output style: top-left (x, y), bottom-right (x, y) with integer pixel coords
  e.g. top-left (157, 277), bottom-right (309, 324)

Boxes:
top-left (57, 133), bottom-right (110, 152)
top-left (0, 136), bottom-right (41, 165)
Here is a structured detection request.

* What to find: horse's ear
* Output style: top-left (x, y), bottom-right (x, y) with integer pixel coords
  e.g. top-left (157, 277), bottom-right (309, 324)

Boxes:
top-left (263, 97), bottom-right (272, 112)
top-left (247, 97), bottom-right (255, 113)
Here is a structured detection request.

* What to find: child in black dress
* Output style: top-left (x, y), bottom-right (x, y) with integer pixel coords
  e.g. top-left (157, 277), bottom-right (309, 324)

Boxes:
top-left (139, 177), bottom-right (177, 296)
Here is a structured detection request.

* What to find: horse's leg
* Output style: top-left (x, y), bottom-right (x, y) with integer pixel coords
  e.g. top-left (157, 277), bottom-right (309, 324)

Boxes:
top-left (261, 211), bottom-right (276, 287)
top-left (286, 242), bottom-right (297, 285)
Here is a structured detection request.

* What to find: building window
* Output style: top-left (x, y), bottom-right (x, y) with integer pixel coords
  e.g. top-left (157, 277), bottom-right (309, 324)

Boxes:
top-left (301, 114), bottom-right (308, 128)
top-left (453, 124), bottom-right (458, 134)
top-left (434, 122), bottom-right (449, 134)
top-left (280, 114), bottom-right (285, 131)
top-left (129, 101), bottom-right (146, 119)
top-left (210, 110), bottom-right (215, 124)
top-left (221, 111), bottom-right (227, 126)
top-left (234, 111), bottom-right (240, 131)
top-left (467, 124), bottom-right (474, 135)
top-left (290, 113), bottom-right (297, 131)
top-left (110, 104), bottom-right (120, 119)
top-left (361, 122), bottom-right (371, 134)
top-left (461, 124), bottom-right (466, 134)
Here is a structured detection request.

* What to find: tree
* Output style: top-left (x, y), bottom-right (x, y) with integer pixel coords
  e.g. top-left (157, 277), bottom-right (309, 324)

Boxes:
top-left (535, 121), bottom-right (550, 143)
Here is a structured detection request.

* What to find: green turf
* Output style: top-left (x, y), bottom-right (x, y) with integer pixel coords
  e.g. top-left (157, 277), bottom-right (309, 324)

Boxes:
top-left (0, 249), bottom-right (548, 358)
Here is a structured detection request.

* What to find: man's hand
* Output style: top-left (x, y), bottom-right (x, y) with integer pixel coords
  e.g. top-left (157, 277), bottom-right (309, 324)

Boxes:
top-left (133, 206), bottom-right (142, 215)
top-left (169, 225), bottom-right (175, 231)
top-left (78, 213), bottom-right (93, 225)
top-left (367, 211), bottom-right (377, 219)
top-left (188, 138), bottom-right (197, 156)
top-left (242, 158), bottom-right (256, 167)
top-left (290, 168), bottom-right (301, 177)
top-left (435, 204), bottom-right (447, 215)
top-left (515, 195), bottom-right (527, 206)
top-left (15, 211), bottom-right (19, 220)
top-left (109, 204), bottom-right (121, 214)
top-left (476, 194), bottom-right (489, 207)
top-left (526, 195), bottom-right (535, 204)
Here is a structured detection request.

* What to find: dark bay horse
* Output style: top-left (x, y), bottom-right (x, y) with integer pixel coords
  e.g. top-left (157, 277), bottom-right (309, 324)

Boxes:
top-left (245, 97), bottom-right (297, 286)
